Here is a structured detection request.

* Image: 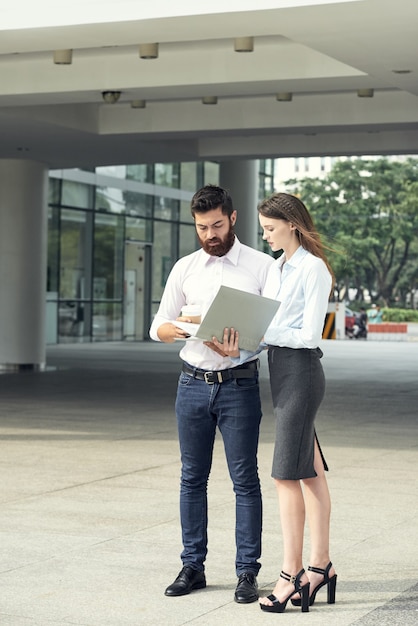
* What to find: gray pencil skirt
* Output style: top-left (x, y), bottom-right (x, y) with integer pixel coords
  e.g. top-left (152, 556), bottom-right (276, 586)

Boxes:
top-left (267, 345), bottom-right (328, 480)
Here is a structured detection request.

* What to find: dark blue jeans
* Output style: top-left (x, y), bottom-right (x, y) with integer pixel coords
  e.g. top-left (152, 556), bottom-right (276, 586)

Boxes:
top-left (175, 365), bottom-right (262, 576)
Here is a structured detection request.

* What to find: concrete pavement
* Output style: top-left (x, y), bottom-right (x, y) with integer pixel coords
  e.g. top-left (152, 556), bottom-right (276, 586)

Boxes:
top-left (0, 339), bottom-right (417, 625)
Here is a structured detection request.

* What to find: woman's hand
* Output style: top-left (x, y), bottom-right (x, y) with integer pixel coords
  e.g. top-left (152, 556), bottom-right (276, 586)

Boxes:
top-left (204, 328), bottom-right (240, 358)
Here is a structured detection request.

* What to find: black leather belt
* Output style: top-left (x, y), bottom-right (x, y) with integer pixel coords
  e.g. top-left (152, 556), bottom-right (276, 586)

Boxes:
top-left (182, 359), bottom-right (259, 384)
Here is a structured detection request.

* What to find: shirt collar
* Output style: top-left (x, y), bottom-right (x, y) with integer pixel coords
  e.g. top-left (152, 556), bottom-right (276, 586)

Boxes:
top-left (280, 245), bottom-right (307, 269)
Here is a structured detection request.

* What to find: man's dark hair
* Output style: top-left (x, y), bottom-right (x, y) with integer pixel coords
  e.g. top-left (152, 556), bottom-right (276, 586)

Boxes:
top-left (190, 184), bottom-right (234, 218)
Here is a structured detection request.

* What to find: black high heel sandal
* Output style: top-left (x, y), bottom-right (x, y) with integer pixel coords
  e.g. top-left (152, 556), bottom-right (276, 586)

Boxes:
top-left (291, 561), bottom-right (337, 607)
top-left (259, 568), bottom-right (310, 613)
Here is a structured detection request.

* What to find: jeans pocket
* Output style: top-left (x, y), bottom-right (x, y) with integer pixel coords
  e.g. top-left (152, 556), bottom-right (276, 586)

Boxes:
top-left (178, 372), bottom-right (193, 386)
top-left (233, 375), bottom-right (259, 389)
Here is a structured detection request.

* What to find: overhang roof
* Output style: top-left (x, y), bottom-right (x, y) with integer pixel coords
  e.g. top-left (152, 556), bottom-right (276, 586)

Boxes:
top-left (1, 0), bottom-right (418, 168)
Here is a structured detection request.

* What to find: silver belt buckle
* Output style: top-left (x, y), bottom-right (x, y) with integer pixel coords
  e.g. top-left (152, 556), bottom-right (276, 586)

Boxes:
top-left (204, 371), bottom-right (214, 384)
top-left (204, 371), bottom-right (223, 384)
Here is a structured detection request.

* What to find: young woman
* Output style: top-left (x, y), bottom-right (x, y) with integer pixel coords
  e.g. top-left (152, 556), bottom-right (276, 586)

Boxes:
top-left (212, 192), bottom-right (337, 613)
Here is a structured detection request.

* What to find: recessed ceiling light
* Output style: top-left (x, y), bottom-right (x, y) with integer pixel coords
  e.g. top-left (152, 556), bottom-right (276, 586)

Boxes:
top-left (53, 49), bottom-right (72, 65)
top-left (276, 92), bottom-right (292, 102)
top-left (139, 44), bottom-right (158, 59)
top-left (102, 91), bottom-right (121, 104)
top-left (234, 37), bottom-right (254, 52)
top-left (202, 96), bottom-right (218, 105)
top-left (357, 88), bottom-right (374, 98)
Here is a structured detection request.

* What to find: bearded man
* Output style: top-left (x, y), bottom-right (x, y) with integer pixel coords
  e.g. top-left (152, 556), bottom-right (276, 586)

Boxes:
top-left (150, 185), bottom-right (273, 604)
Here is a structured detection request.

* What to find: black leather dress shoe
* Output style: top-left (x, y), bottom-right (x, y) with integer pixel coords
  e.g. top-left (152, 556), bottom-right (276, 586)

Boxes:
top-left (164, 566), bottom-right (206, 597)
top-left (234, 572), bottom-right (258, 603)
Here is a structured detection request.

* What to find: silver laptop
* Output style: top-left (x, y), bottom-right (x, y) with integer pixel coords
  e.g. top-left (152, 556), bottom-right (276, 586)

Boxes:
top-left (179, 285), bottom-right (280, 351)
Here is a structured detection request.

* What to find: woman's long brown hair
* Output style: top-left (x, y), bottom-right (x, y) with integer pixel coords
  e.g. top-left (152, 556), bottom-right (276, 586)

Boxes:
top-left (258, 192), bottom-right (335, 288)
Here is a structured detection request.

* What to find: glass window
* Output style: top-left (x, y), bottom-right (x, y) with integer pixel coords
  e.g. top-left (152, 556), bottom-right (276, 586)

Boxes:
top-left (154, 196), bottom-right (179, 221)
top-left (92, 302), bottom-right (123, 341)
top-left (59, 209), bottom-right (90, 299)
top-left (62, 180), bottom-right (94, 209)
top-left (180, 162), bottom-right (198, 192)
top-left (95, 186), bottom-right (126, 214)
top-left (196, 162), bottom-right (205, 189)
top-left (58, 301), bottom-right (92, 343)
top-left (95, 187), bottom-right (153, 216)
top-left (95, 165), bottom-right (127, 179)
top-left (154, 163), bottom-right (180, 188)
top-left (47, 206), bottom-right (60, 293)
top-left (123, 190), bottom-right (153, 217)
top-left (259, 159), bottom-right (273, 176)
top-left (180, 199), bottom-right (194, 223)
top-left (179, 223), bottom-right (197, 258)
top-left (126, 164), bottom-right (154, 183)
top-left (93, 213), bottom-right (124, 300)
top-left (126, 216), bottom-right (152, 242)
top-left (152, 221), bottom-right (178, 304)
top-left (204, 161), bottom-right (219, 185)
top-left (259, 159), bottom-right (275, 199)
top-left (48, 178), bottom-right (61, 204)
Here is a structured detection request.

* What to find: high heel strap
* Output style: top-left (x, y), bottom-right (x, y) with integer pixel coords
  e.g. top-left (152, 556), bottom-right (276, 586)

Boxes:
top-left (279, 568), bottom-right (305, 590)
top-left (308, 561), bottom-right (332, 578)
top-left (279, 569), bottom-right (310, 612)
top-left (307, 562), bottom-right (337, 605)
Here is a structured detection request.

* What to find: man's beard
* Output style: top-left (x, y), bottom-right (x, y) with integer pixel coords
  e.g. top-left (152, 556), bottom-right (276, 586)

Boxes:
top-left (200, 224), bottom-right (235, 257)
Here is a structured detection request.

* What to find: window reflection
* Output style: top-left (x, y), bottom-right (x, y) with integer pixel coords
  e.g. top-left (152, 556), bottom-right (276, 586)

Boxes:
top-left (95, 187), bottom-right (153, 217)
top-left (204, 162), bottom-right (219, 185)
top-left (93, 213), bottom-right (124, 300)
top-left (152, 221), bottom-right (177, 304)
top-left (126, 164), bottom-right (154, 183)
top-left (155, 163), bottom-right (180, 187)
top-left (58, 301), bottom-right (91, 343)
top-left (62, 180), bottom-right (94, 209)
top-left (60, 209), bottom-right (90, 300)
top-left (154, 196), bottom-right (179, 221)
top-left (95, 187), bottom-right (126, 213)
top-left (48, 178), bottom-right (61, 204)
top-left (126, 216), bottom-right (152, 242)
top-left (95, 165), bottom-right (127, 179)
top-left (124, 190), bottom-right (153, 217)
top-left (92, 302), bottom-right (122, 341)
top-left (47, 206), bottom-right (60, 293)
top-left (179, 223), bottom-right (197, 258)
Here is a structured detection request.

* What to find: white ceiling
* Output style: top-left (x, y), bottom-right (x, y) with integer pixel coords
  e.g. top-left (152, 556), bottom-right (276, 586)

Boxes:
top-left (1, 0), bottom-right (418, 168)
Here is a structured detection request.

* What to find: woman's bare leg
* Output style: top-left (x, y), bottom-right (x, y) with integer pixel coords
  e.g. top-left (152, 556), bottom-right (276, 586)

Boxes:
top-left (259, 479), bottom-right (309, 606)
top-left (301, 440), bottom-right (336, 590)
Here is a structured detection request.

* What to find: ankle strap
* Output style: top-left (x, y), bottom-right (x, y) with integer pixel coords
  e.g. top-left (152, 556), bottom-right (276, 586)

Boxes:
top-left (280, 568), bottom-right (305, 587)
top-left (308, 561), bottom-right (332, 576)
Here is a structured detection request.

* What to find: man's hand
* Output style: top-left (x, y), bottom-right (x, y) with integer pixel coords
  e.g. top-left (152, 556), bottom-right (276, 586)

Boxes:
top-left (205, 328), bottom-right (240, 357)
top-left (157, 322), bottom-right (191, 343)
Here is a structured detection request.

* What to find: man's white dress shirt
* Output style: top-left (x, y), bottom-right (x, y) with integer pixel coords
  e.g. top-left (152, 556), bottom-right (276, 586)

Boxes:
top-left (149, 237), bottom-right (273, 370)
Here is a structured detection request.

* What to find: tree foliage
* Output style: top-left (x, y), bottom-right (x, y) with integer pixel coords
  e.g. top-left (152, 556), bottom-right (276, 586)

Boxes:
top-left (285, 158), bottom-right (418, 307)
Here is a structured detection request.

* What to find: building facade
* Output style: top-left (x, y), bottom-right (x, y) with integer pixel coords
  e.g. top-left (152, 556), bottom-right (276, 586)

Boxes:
top-left (46, 160), bottom-right (275, 344)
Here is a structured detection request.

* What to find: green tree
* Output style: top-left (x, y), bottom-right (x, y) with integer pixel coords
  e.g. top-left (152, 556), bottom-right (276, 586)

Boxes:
top-left (286, 158), bottom-right (418, 306)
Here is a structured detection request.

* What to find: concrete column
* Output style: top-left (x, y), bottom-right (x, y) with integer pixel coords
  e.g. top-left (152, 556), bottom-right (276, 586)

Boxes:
top-left (219, 160), bottom-right (259, 248)
top-left (0, 160), bottom-right (48, 370)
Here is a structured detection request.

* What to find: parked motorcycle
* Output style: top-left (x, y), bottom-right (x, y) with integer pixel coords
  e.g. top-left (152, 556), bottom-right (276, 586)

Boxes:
top-left (347, 323), bottom-right (368, 339)
top-left (347, 310), bottom-right (368, 340)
